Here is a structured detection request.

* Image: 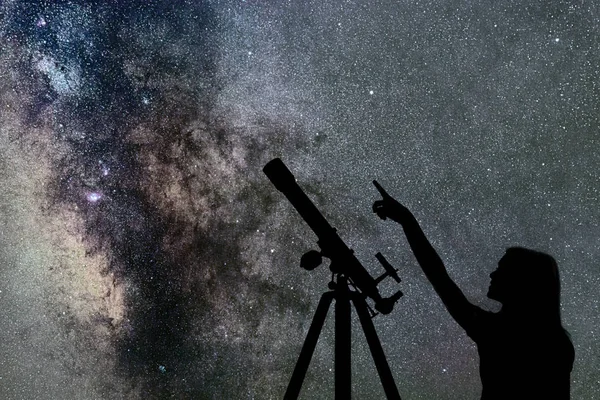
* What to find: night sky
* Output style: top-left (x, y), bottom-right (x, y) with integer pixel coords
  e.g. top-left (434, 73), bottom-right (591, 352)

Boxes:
top-left (0, 0), bottom-right (598, 399)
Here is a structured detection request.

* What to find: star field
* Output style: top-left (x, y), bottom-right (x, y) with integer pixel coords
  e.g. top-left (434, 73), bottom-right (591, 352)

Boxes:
top-left (0, 1), bottom-right (598, 399)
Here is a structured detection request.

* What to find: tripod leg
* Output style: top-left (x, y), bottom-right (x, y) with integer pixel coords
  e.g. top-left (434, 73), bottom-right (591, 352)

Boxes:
top-left (335, 280), bottom-right (351, 400)
top-left (285, 292), bottom-right (335, 400)
top-left (352, 294), bottom-right (402, 400)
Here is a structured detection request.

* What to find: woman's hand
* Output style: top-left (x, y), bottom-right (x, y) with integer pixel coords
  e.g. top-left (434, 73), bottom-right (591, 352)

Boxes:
top-left (372, 180), bottom-right (413, 224)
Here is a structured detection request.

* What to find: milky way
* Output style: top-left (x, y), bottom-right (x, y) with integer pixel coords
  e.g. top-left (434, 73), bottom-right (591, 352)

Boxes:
top-left (0, 1), bottom-right (599, 399)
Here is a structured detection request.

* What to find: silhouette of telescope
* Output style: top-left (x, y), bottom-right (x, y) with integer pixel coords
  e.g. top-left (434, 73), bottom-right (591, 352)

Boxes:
top-left (263, 158), bottom-right (402, 314)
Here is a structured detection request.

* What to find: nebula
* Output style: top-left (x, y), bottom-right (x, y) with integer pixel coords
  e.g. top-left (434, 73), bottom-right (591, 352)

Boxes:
top-left (0, 1), bottom-right (317, 398)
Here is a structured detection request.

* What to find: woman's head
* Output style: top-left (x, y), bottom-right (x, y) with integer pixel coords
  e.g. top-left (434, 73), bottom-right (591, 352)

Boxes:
top-left (487, 247), bottom-right (562, 323)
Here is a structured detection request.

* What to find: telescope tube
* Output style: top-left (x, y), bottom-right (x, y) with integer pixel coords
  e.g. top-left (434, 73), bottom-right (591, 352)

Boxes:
top-left (263, 158), bottom-right (388, 309)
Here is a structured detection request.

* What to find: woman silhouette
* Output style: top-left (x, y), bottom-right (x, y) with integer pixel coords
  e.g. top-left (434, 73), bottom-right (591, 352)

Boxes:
top-left (372, 183), bottom-right (575, 399)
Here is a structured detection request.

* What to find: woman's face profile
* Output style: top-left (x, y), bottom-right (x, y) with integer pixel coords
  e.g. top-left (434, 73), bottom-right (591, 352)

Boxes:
top-left (487, 254), bottom-right (512, 303)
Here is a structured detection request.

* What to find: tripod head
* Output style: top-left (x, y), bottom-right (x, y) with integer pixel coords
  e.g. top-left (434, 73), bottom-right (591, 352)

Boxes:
top-left (263, 158), bottom-right (403, 315)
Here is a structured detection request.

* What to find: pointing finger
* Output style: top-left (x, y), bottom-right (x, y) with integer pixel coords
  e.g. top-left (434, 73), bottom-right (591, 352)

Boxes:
top-left (372, 180), bottom-right (392, 199)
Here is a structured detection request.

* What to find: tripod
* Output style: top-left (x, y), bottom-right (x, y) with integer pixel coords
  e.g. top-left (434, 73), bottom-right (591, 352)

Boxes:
top-left (284, 275), bottom-right (402, 400)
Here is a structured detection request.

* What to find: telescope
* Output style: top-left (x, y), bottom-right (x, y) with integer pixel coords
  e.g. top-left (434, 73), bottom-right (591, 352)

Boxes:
top-left (263, 157), bottom-right (402, 314)
top-left (263, 158), bottom-right (403, 399)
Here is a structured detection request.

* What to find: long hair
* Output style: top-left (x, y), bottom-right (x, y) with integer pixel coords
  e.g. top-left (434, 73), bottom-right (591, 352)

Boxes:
top-left (504, 247), bottom-right (566, 331)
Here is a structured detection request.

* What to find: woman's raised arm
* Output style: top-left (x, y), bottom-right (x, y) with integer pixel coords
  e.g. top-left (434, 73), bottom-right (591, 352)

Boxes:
top-left (372, 181), bottom-right (481, 332)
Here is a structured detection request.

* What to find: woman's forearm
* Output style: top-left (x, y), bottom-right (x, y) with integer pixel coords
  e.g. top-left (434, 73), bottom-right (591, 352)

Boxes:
top-left (401, 215), bottom-right (450, 282)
